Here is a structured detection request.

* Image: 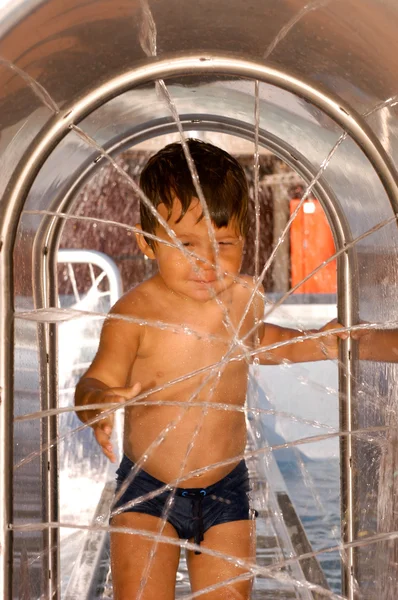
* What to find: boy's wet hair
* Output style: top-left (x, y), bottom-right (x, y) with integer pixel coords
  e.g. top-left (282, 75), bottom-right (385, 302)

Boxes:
top-left (139, 139), bottom-right (249, 243)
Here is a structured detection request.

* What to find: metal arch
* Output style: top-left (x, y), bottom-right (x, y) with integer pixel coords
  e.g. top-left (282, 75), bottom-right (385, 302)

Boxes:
top-left (2, 54), bottom-right (398, 250)
top-left (0, 53), bottom-right (393, 598)
top-left (42, 115), bottom-right (350, 245)
top-left (34, 115), bottom-right (357, 598)
top-left (3, 53), bottom-right (398, 237)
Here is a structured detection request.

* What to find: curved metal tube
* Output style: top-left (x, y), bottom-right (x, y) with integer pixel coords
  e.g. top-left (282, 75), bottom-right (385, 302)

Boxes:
top-left (1, 52), bottom-right (397, 600)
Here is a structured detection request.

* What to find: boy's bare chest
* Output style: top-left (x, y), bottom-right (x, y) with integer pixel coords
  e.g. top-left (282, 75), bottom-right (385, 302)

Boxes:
top-left (131, 323), bottom-right (249, 405)
top-left (124, 292), bottom-right (253, 402)
top-left (139, 301), bottom-right (253, 360)
top-left (128, 297), bottom-right (255, 391)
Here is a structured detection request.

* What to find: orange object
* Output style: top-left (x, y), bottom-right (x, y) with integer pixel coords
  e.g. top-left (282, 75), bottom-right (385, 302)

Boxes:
top-left (290, 199), bottom-right (337, 294)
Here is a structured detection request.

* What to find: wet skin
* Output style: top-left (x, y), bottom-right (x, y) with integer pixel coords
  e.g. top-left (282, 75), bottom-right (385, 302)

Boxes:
top-left (77, 199), bottom-right (255, 486)
top-left (75, 198), bottom-right (344, 599)
top-left (76, 199), bottom-right (342, 482)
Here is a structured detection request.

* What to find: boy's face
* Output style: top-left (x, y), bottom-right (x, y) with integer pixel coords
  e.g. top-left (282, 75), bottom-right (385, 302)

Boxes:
top-left (140, 198), bottom-right (244, 302)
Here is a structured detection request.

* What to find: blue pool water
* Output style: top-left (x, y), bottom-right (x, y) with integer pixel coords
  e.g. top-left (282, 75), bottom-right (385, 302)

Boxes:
top-left (278, 459), bottom-right (341, 592)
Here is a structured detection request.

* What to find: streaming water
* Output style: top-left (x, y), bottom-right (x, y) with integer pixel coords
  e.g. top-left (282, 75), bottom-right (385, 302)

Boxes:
top-left (57, 27), bottom-right (343, 598)
top-left (235, 131), bottom-right (349, 339)
top-left (138, 0), bottom-right (225, 289)
top-left (14, 191), bottom-right (396, 592)
top-left (14, 383), bottom-right (389, 475)
top-left (49, 177), bottom-right (392, 600)
top-left (15, 310), bottom-right (395, 424)
top-left (0, 56), bottom-right (60, 114)
top-left (11, 521), bottom-right (353, 599)
top-left (262, 0), bottom-right (332, 61)
top-left (69, 123), bottom-right (244, 359)
top-left (12, 234), bottom-right (394, 596)
top-left (134, 372), bottom-right (225, 600)
top-left (3, 0), bottom-right (398, 597)
top-left (11, 517), bottom-right (398, 597)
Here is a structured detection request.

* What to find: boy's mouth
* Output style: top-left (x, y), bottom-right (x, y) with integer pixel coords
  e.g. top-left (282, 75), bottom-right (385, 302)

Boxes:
top-left (191, 278), bottom-right (217, 285)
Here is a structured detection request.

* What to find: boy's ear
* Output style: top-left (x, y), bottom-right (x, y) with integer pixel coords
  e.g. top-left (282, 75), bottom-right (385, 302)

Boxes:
top-left (135, 225), bottom-right (156, 259)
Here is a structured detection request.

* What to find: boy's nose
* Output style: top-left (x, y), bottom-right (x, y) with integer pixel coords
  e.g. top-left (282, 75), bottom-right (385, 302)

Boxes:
top-left (196, 246), bottom-right (216, 270)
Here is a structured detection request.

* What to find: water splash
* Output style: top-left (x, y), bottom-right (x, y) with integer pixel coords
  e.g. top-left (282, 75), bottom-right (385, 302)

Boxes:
top-left (235, 131), bottom-right (348, 338)
top-left (16, 397), bottom-right (339, 431)
top-left (263, 0), bottom-right (332, 61)
top-left (10, 521), bottom-right (349, 599)
top-left (14, 318), bottom-right (394, 470)
top-left (139, 0), bottom-right (225, 285)
top-left (135, 372), bottom-right (224, 599)
top-left (0, 56), bottom-right (59, 114)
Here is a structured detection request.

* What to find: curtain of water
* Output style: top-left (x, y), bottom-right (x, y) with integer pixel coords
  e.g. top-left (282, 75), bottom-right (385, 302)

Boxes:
top-left (15, 121), bottom-right (398, 600)
top-left (13, 103), bottom-right (398, 600)
top-left (4, 0), bottom-right (398, 598)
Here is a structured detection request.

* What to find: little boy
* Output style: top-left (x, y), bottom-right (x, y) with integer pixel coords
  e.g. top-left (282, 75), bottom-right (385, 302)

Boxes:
top-left (75, 140), bottom-right (385, 600)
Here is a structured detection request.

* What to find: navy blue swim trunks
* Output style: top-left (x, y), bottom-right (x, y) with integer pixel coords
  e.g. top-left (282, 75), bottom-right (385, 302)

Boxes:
top-left (111, 454), bottom-right (253, 553)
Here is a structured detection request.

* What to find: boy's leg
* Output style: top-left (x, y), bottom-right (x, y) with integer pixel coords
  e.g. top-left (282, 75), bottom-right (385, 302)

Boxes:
top-left (186, 519), bottom-right (256, 600)
top-left (110, 512), bottom-right (181, 600)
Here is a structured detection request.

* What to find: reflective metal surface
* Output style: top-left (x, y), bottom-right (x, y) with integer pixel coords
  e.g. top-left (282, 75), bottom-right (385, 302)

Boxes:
top-left (1, 1), bottom-right (398, 598)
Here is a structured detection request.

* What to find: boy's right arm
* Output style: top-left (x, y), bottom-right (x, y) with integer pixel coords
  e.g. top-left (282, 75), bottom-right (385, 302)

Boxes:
top-left (75, 301), bottom-right (141, 462)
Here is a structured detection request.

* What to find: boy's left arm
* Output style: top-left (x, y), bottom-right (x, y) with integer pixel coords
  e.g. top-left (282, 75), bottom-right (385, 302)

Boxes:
top-left (256, 320), bottom-right (398, 364)
top-left (354, 327), bottom-right (398, 362)
top-left (256, 319), bottom-right (345, 365)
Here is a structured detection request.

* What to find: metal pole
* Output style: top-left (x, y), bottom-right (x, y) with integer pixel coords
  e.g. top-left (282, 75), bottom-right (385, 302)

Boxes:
top-left (0, 229), bottom-right (15, 600)
top-left (338, 246), bottom-right (359, 599)
top-left (31, 230), bottom-right (59, 599)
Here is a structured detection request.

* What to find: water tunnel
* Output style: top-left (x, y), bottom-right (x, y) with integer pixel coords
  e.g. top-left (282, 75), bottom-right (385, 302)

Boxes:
top-left (1, 0), bottom-right (398, 598)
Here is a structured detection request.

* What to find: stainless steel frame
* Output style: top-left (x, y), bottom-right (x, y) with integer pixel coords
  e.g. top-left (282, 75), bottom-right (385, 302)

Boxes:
top-left (44, 118), bottom-right (354, 600)
top-left (1, 48), bottom-right (398, 599)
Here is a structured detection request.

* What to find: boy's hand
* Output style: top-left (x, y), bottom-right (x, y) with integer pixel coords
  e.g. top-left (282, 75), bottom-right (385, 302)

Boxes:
top-left (318, 319), bottom-right (348, 359)
top-left (87, 382), bottom-right (141, 463)
top-left (346, 321), bottom-right (371, 341)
